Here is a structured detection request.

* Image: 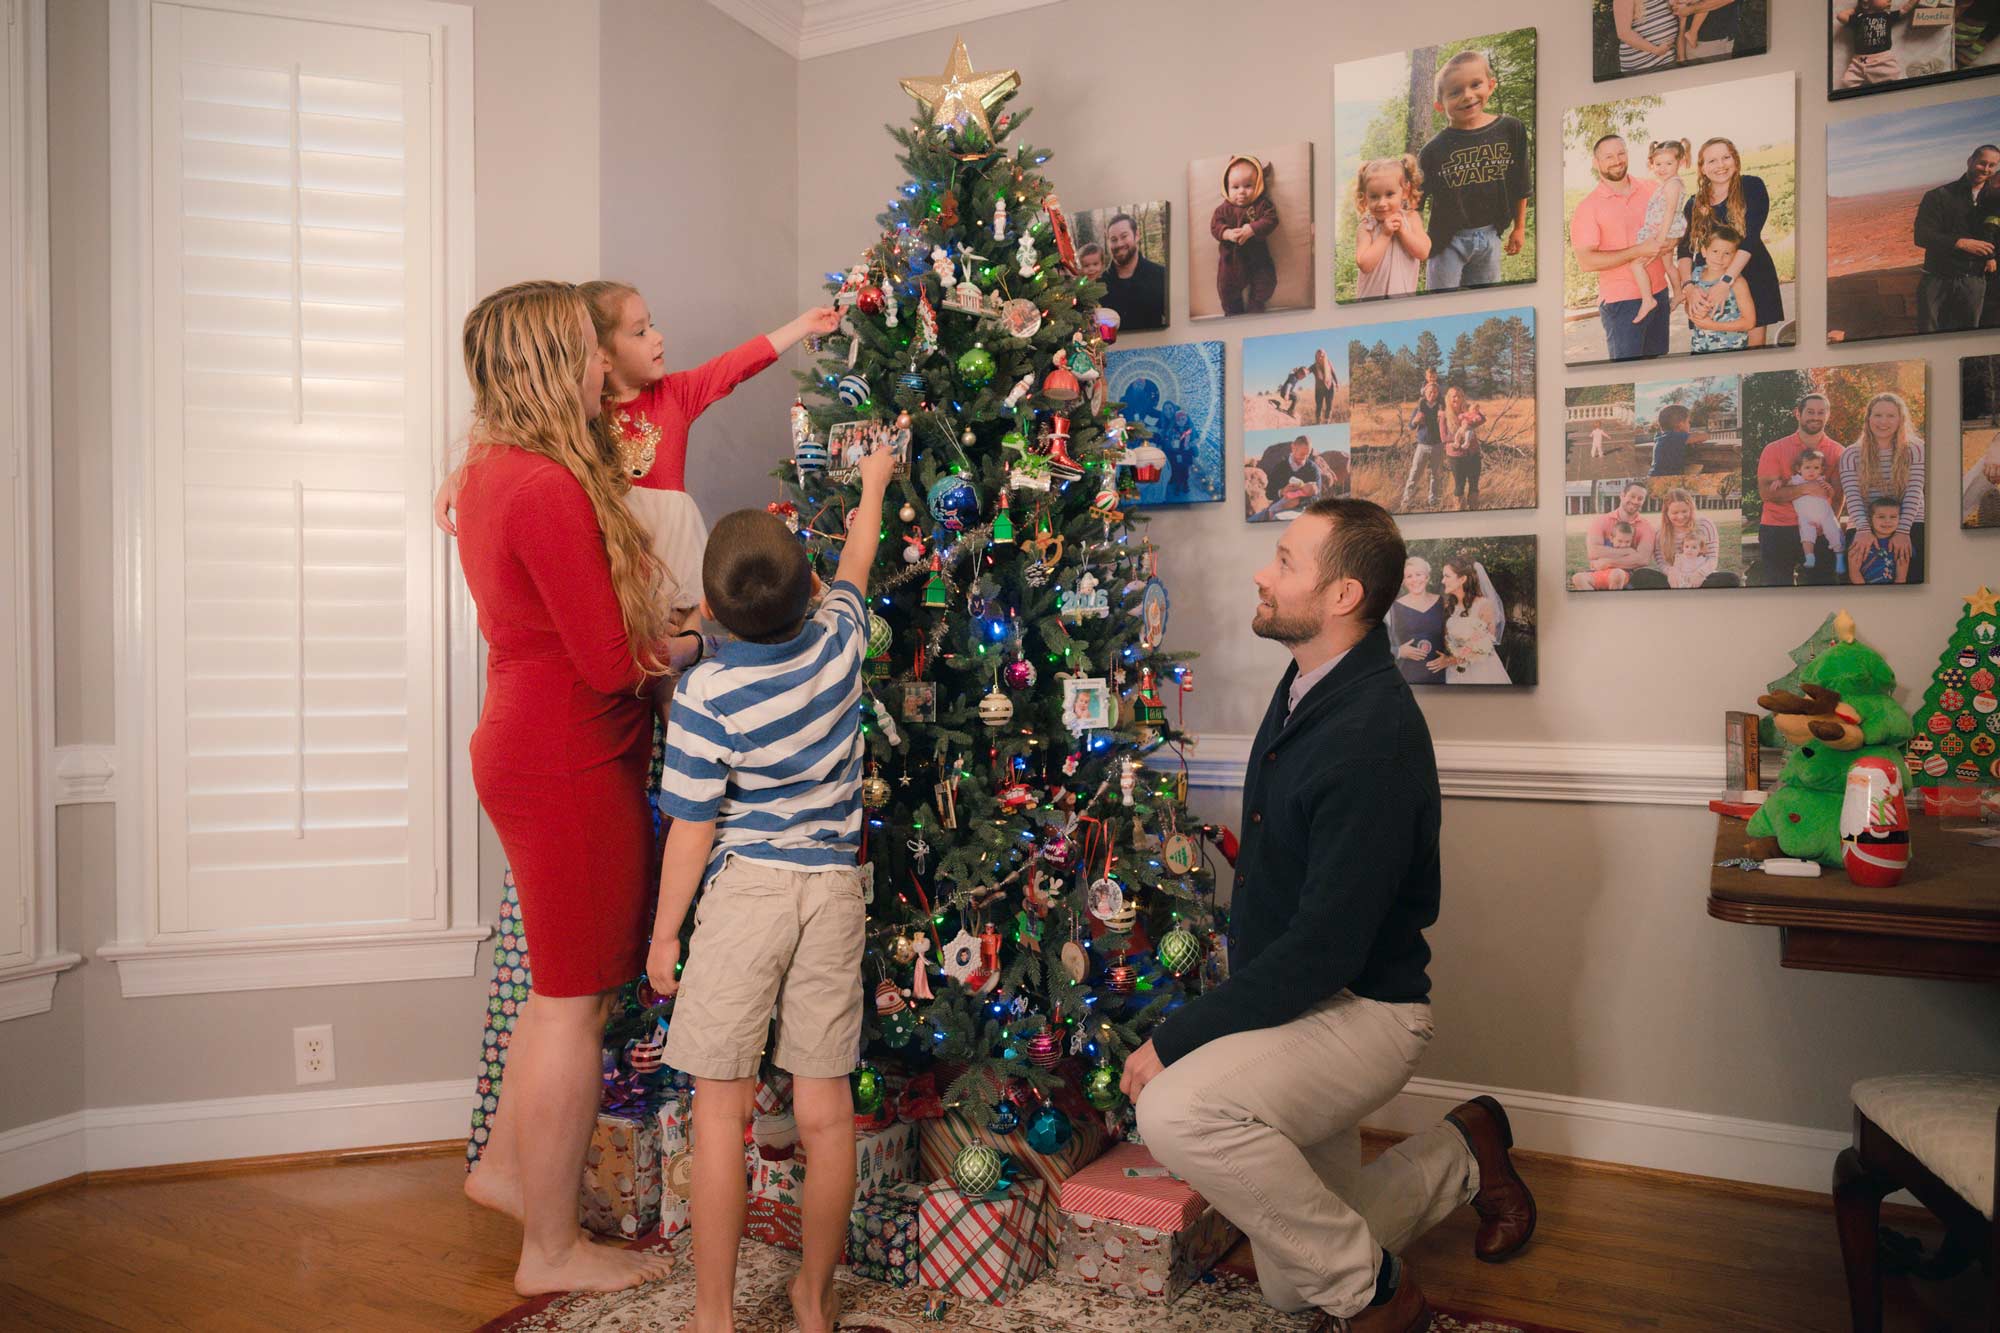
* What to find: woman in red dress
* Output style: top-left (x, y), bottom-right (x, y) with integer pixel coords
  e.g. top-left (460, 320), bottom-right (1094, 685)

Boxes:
top-left (453, 281), bottom-right (699, 1296)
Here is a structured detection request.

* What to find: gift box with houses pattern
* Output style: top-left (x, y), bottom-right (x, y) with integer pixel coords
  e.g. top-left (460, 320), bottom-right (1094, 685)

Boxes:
top-left (916, 1179), bottom-right (1047, 1304)
top-left (657, 1092), bottom-right (692, 1239)
top-left (580, 1111), bottom-right (662, 1239)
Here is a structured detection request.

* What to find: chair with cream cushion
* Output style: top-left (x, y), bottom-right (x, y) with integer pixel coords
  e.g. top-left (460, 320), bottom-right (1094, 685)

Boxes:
top-left (1833, 1072), bottom-right (1998, 1332)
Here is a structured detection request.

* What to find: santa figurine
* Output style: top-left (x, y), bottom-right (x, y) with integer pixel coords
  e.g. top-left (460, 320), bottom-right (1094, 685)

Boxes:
top-left (1840, 755), bottom-right (1910, 887)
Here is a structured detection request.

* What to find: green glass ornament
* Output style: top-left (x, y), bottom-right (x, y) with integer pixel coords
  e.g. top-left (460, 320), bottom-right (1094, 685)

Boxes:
top-left (957, 347), bottom-right (996, 386)
top-left (851, 1063), bottom-right (885, 1116)
top-left (1084, 1063), bottom-right (1124, 1112)
top-left (1157, 927), bottom-right (1202, 977)
top-left (866, 612), bottom-right (893, 658)
top-left (951, 1142), bottom-right (1006, 1197)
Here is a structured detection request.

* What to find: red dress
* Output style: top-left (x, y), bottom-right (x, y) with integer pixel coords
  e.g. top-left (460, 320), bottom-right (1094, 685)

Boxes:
top-left (457, 446), bottom-right (655, 997)
top-left (608, 336), bottom-right (778, 492)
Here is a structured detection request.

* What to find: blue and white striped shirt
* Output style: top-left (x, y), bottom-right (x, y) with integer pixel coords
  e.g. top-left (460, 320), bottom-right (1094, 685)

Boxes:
top-left (660, 580), bottom-right (867, 877)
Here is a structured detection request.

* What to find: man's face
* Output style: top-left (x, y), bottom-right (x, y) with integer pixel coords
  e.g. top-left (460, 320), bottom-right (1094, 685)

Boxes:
top-left (1593, 138), bottom-right (1629, 183)
top-left (1796, 398), bottom-right (1830, 437)
top-left (1290, 439), bottom-right (1312, 465)
top-left (1253, 515), bottom-right (1332, 644)
top-left (1619, 485), bottom-right (1647, 519)
top-left (1106, 219), bottom-right (1139, 268)
top-left (1969, 150), bottom-right (2000, 191)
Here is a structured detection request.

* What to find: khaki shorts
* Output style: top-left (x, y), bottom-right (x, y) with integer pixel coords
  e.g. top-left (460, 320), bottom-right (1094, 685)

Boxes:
top-left (662, 856), bottom-right (866, 1080)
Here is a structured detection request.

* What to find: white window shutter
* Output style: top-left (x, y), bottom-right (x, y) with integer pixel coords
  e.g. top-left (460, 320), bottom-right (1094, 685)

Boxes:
top-left (149, 5), bottom-right (440, 938)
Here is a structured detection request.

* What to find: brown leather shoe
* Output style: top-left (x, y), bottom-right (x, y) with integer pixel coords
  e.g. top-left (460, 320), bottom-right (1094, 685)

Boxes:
top-left (1309, 1267), bottom-right (1431, 1332)
top-left (1445, 1094), bottom-right (1537, 1263)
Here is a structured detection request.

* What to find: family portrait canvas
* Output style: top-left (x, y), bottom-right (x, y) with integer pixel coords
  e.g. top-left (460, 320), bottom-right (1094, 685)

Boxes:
top-left (1826, 95), bottom-right (2000, 344)
top-left (1829, 0), bottom-right (2000, 99)
top-left (1073, 201), bottom-right (1171, 331)
top-left (1242, 425), bottom-right (1351, 522)
top-left (1389, 535), bottom-right (1539, 687)
top-left (1240, 327), bottom-right (1349, 521)
top-left (1103, 340), bottom-right (1226, 507)
top-left (1187, 143), bottom-right (1315, 319)
top-left (1592, 0), bottom-right (1770, 82)
top-left (1345, 308), bottom-right (1538, 514)
top-left (1562, 70), bottom-right (1797, 366)
top-left (1962, 354), bottom-right (2000, 527)
top-left (1332, 27), bottom-right (1537, 305)
top-left (1739, 359), bottom-right (1930, 587)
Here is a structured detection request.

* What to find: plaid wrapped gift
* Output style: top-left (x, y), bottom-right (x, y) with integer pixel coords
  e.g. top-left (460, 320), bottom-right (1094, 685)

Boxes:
top-left (579, 1111), bottom-right (663, 1239)
top-left (1051, 1205), bottom-right (1239, 1303)
top-left (745, 1195), bottom-right (806, 1251)
top-left (848, 1179), bottom-right (925, 1286)
top-left (466, 871), bottom-right (532, 1167)
top-left (916, 1179), bottom-right (1047, 1304)
top-left (1058, 1142), bottom-right (1206, 1231)
top-left (917, 1109), bottom-right (1104, 1260)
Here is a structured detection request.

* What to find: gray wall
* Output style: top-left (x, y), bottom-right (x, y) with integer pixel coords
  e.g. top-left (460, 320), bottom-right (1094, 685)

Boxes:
top-left (797, 1), bottom-right (2000, 1130)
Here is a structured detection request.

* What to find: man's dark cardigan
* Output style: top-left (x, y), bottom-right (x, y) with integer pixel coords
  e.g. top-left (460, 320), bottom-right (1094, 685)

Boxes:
top-left (1152, 623), bottom-right (1442, 1066)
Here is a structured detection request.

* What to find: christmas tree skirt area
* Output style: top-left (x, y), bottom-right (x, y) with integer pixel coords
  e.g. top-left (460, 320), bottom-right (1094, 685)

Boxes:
top-left (477, 1233), bottom-right (1576, 1333)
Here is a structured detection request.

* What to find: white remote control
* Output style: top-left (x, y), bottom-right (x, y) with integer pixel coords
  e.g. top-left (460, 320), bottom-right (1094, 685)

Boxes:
top-left (1760, 858), bottom-right (1822, 878)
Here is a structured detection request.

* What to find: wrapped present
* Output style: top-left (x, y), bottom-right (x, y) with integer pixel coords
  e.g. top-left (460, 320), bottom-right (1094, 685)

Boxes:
top-left (1058, 1142), bottom-right (1206, 1231)
top-left (917, 1108), bottom-right (1105, 1259)
top-left (749, 1152), bottom-right (808, 1206)
top-left (1051, 1205), bottom-right (1239, 1303)
top-left (917, 1179), bottom-right (1047, 1303)
top-left (1921, 784), bottom-right (1989, 817)
top-left (746, 1194), bottom-right (805, 1251)
top-left (467, 871), bottom-right (532, 1166)
top-left (657, 1093), bottom-right (692, 1239)
top-left (580, 1111), bottom-right (662, 1239)
top-left (799, 1118), bottom-right (918, 1197)
top-left (848, 1179), bottom-right (925, 1287)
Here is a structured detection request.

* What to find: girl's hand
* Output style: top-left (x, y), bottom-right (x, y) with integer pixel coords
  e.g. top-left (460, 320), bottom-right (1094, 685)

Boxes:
top-left (801, 305), bottom-right (842, 336)
top-left (1889, 530), bottom-right (1912, 562)
top-left (1384, 212), bottom-right (1403, 234)
top-left (646, 936), bottom-right (682, 998)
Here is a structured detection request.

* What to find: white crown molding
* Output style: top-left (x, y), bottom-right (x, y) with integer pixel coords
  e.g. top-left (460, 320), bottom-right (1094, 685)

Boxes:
top-left (97, 925), bottom-right (491, 998)
top-left (707, 0), bottom-right (1066, 59)
top-left (1167, 735), bottom-right (1723, 807)
top-left (0, 1077), bottom-right (475, 1201)
top-left (49, 744), bottom-right (116, 805)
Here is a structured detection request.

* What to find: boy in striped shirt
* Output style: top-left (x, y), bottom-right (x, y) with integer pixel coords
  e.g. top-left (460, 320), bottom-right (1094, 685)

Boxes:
top-left (651, 446), bottom-right (893, 1333)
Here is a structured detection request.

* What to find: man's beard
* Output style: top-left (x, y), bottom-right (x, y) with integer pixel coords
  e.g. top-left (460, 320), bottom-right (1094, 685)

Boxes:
top-left (1600, 164), bottom-right (1627, 182)
top-left (1110, 245), bottom-right (1136, 268)
top-left (1252, 599), bottom-right (1320, 644)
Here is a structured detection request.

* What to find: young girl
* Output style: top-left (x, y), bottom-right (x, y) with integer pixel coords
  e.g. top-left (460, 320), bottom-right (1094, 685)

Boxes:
top-left (1839, 390), bottom-right (1928, 584)
top-left (1353, 155), bottom-right (1430, 301)
top-left (1628, 140), bottom-right (1689, 325)
top-left (1443, 385), bottom-right (1486, 509)
top-left (454, 281), bottom-right (701, 1297)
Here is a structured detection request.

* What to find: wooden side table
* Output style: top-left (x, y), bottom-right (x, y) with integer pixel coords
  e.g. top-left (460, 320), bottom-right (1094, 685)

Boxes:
top-left (1707, 815), bottom-right (2000, 983)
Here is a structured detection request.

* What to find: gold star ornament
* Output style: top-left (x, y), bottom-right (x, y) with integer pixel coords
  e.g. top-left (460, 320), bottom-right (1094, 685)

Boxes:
top-left (899, 36), bottom-right (1019, 140)
top-left (1967, 585), bottom-right (1999, 618)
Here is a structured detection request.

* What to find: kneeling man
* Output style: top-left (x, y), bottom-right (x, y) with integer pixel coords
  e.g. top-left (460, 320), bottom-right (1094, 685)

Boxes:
top-left (1120, 498), bottom-right (1535, 1332)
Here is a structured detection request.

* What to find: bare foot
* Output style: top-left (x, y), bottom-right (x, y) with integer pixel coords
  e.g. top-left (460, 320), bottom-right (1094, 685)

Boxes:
top-left (787, 1272), bottom-right (841, 1333)
top-left (514, 1237), bottom-right (673, 1297)
top-left (1632, 292), bottom-right (1657, 325)
top-left (466, 1165), bottom-right (597, 1246)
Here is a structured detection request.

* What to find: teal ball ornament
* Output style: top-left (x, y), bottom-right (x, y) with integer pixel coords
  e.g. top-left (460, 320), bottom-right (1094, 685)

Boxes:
top-left (1157, 928), bottom-right (1202, 977)
top-left (951, 1143), bottom-right (1006, 1198)
top-left (1024, 1104), bottom-right (1072, 1154)
top-left (836, 374), bottom-right (871, 407)
top-left (851, 1063), bottom-right (885, 1116)
top-left (956, 347), bottom-right (996, 387)
top-left (1084, 1063), bottom-right (1124, 1112)
top-left (927, 472), bottom-right (980, 531)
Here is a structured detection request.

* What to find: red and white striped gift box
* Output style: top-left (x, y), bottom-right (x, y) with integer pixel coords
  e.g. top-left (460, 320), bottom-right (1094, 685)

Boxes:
top-left (1058, 1142), bottom-right (1206, 1231)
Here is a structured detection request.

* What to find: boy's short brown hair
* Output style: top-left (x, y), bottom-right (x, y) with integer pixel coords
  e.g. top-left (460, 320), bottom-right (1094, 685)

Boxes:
top-left (703, 509), bottom-right (813, 643)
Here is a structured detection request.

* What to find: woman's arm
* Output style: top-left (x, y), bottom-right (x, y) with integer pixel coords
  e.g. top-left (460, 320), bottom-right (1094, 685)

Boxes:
top-left (1712, 280), bottom-right (1757, 332)
top-left (1727, 178), bottom-right (1766, 283)
top-left (1899, 445), bottom-right (1926, 537)
top-left (1838, 454), bottom-right (1872, 556)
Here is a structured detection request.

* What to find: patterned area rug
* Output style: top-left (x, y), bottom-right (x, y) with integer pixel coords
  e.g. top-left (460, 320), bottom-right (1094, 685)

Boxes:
top-left (476, 1236), bottom-right (1572, 1333)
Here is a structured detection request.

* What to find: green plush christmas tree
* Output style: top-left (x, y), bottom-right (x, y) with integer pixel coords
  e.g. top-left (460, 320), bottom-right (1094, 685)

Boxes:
top-left (782, 39), bottom-right (1218, 1126)
top-left (1759, 612), bottom-right (1841, 750)
top-left (1904, 586), bottom-right (2000, 792)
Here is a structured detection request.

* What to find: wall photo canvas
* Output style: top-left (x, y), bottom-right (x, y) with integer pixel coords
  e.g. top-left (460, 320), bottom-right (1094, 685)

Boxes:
top-left (1390, 535), bottom-right (1539, 687)
top-left (1187, 143), bottom-right (1315, 319)
top-left (1332, 27), bottom-right (1537, 305)
top-left (1241, 327), bottom-right (1349, 522)
top-left (1561, 70), bottom-right (1797, 366)
top-left (1830, 0), bottom-right (2000, 99)
top-left (1344, 308), bottom-right (1538, 514)
top-left (1593, 0), bottom-right (1770, 82)
top-left (1826, 95), bottom-right (2000, 344)
top-left (1074, 201), bottom-right (1171, 332)
top-left (1961, 354), bottom-right (2000, 528)
top-left (1103, 340), bottom-right (1225, 506)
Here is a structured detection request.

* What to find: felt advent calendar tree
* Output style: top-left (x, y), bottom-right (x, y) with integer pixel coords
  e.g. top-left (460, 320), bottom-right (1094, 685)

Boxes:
top-left (1905, 586), bottom-right (2000, 808)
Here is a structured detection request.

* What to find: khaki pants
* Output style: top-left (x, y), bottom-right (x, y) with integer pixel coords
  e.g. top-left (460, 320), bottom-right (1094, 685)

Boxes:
top-left (1135, 991), bottom-right (1478, 1319)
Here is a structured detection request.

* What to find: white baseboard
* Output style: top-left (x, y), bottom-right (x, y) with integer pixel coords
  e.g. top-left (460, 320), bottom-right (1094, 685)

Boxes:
top-left (1373, 1075), bottom-right (1848, 1195)
top-left (0, 1077), bottom-right (474, 1201)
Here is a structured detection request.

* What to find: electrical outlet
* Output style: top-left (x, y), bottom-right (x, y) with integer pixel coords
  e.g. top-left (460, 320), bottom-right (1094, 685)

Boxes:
top-left (293, 1025), bottom-right (336, 1085)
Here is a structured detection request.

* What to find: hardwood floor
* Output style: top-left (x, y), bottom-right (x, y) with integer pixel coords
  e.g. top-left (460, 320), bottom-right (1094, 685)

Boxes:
top-left (0, 1143), bottom-right (1986, 1332)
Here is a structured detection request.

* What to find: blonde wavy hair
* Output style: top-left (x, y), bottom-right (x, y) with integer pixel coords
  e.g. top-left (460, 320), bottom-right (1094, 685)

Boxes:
top-left (1687, 137), bottom-right (1747, 257)
top-left (1355, 154), bottom-right (1423, 216)
top-left (461, 280), bottom-right (668, 681)
top-left (1851, 391), bottom-right (1920, 508)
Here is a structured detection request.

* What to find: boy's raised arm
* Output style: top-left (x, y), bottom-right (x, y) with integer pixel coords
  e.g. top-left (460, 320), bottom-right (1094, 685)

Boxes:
top-left (835, 448), bottom-right (896, 595)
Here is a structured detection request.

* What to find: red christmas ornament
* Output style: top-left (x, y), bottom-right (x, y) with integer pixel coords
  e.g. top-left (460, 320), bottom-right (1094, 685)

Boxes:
top-left (1026, 1029), bottom-right (1063, 1069)
top-left (1105, 962), bottom-right (1136, 995)
top-left (1042, 365), bottom-right (1081, 403)
top-left (856, 285), bottom-right (885, 316)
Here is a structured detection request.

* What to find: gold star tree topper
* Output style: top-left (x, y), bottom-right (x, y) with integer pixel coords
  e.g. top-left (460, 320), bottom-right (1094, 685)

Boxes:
top-left (1967, 586), bottom-right (1999, 618)
top-left (899, 36), bottom-right (1019, 140)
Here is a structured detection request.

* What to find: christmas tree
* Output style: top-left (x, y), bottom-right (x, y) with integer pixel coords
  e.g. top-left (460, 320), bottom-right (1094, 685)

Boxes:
top-left (1759, 612), bottom-right (1841, 750)
top-left (1904, 586), bottom-right (2000, 791)
top-left (780, 39), bottom-right (1219, 1128)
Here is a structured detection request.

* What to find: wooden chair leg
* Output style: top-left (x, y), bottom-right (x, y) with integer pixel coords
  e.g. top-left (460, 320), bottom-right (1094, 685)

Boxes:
top-left (1835, 1146), bottom-right (1892, 1333)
